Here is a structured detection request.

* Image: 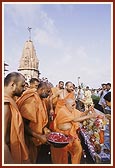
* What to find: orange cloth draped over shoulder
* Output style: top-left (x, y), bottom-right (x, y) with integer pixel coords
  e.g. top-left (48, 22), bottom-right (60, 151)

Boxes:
top-left (4, 94), bottom-right (29, 164)
top-left (55, 92), bottom-right (75, 114)
top-left (50, 92), bottom-right (75, 131)
top-left (17, 88), bottom-right (49, 163)
top-left (51, 106), bottom-right (83, 164)
top-left (17, 88), bottom-right (48, 146)
top-left (54, 107), bottom-right (82, 137)
top-left (51, 87), bottom-right (59, 107)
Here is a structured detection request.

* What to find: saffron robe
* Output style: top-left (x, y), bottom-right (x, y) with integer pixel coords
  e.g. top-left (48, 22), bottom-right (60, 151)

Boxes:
top-left (55, 91), bottom-right (75, 114)
top-left (51, 106), bottom-right (82, 164)
top-left (4, 94), bottom-right (29, 164)
top-left (51, 87), bottom-right (59, 108)
top-left (50, 91), bottom-right (75, 131)
top-left (17, 88), bottom-right (48, 163)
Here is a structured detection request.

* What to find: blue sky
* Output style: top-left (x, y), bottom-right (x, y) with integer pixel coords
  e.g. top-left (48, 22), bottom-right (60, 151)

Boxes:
top-left (3, 2), bottom-right (112, 88)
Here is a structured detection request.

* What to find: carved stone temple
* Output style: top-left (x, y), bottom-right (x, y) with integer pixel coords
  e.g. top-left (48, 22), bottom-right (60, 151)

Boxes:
top-left (18, 40), bottom-right (40, 82)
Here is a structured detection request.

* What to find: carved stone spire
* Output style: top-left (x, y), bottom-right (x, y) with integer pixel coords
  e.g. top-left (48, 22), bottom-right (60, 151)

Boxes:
top-left (18, 40), bottom-right (40, 81)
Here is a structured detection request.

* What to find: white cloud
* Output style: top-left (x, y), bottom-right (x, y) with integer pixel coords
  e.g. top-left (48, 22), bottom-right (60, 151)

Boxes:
top-left (33, 28), bottom-right (63, 48)
top-left (40, 10), bottom-right (56, 33)
top-left (4, 4), bottom-right (111, 89)
top-left (5, 4), bottom-right (64, 49)
top-left (41, 44), bottom-right (111, 88)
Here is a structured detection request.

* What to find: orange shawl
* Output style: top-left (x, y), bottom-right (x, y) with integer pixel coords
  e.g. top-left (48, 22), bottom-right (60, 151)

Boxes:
top-left (17, 89), bottom-right (48, 145)
top-left (55, 92), bottom-right (75, 114)
top-left (54, 106), bottom-right (82, 137)
top-left (51, 87), bottom-right (59, 107)
top-left (4, 94), bottom-right (29, 164)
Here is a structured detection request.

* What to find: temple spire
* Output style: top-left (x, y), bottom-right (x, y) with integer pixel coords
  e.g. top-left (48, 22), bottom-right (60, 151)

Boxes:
top-left (28, 27), bottom-right (32, 41)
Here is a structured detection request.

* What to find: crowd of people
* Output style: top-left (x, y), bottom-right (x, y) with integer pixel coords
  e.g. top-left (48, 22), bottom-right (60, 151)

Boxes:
top-left (4, 72), bottom-right (111, 164)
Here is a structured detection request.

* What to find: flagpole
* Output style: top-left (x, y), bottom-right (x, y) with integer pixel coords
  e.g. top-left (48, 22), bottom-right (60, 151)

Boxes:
top-left (78, 77), bottom-right (80, 87)
top-left (28, 27), bottom-right (32, 41)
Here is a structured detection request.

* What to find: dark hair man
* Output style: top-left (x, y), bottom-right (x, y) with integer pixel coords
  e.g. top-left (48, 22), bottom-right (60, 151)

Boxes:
top-left (4, 72), bottom-right (30, 164)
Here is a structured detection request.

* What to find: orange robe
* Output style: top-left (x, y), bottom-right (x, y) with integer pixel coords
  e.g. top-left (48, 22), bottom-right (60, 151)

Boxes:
top-left (17, 88), bottom-right (48, 163)
top-left (51, 106), bottom-right (82, 164)
top-left (51, 87), bottom-right (59, 108)
top-left (4, 94), bottom-right (29, 164)
top-left (50, 92), bottom-right (75, 131)
top-left (55, 92), bottom-right (75, 114)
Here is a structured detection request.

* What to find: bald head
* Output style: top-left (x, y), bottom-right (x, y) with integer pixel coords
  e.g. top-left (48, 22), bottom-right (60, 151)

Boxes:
top-left (29, 78), bottom-right (40, 89)
top-left (4, 72), bottom-right (25, 86)
top-left (4, 72), bottom-right (26, 97)
top-left (37, 81), bottom-right (51, 98)
top-left (65, 81), bottom-right (74, 92)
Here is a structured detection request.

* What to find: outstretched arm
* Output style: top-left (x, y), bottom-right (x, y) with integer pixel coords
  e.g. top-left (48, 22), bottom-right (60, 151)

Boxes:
top-left (80, 105), bottom-right (95, 116)
top-left (73, 114), bottom-right (93, 122)
top-left (73, 110), bottom-right (98, 122)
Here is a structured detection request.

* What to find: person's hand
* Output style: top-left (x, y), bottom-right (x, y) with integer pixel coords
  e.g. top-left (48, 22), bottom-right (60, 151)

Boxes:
top-left (88, 106), bottom-right (98, 118)
top-left (50, 109), bottom-right (54, 115)
top-left (49, 109), bottom-right (55, 120)
top-left (38, 134), bottom-right (47, 144)
top-left (88, 105), bottom-right (94, 112)
top-left (89, 109), bottom-right (99, 118)
top-left (89, 111), bottom-right (98, 119)
top-left (43, 127), bottom-right (51, 135)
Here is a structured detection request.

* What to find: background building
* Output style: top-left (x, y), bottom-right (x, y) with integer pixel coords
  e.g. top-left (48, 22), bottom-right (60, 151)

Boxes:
top-left (4, 62), bottom-right (9, 76)
top-left (18, 39), bottom-right (40, 82)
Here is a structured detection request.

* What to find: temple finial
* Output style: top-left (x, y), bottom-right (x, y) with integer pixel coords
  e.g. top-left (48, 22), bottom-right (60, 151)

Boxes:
top-left (28, 27), bottom-right (32, 41)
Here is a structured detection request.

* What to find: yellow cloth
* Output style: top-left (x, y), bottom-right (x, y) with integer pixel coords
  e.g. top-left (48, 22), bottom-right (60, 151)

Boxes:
top-left (4, 94), bottom-right (29, 164)
top-left (84, 90), bottom-right (93, 104)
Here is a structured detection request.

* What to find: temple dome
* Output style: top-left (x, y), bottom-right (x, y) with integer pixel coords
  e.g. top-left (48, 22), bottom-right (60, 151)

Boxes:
top-left (18, 40), bottom-right (40, 81)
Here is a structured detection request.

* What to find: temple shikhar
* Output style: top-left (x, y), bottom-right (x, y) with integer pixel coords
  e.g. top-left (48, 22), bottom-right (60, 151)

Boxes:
top-left (18, 28), bottom-right (40, 82)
